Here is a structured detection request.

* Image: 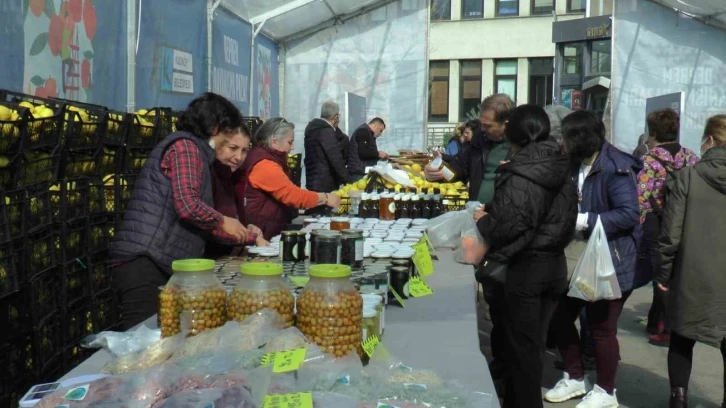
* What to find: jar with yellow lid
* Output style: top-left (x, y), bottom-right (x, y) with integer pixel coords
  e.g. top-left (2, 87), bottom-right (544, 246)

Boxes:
top-left (159, 259), bottom-right (227, 338)
top-left (296, 264), bottom-right (363, 358)
top-left (227, 262), bottom-right (295, 327)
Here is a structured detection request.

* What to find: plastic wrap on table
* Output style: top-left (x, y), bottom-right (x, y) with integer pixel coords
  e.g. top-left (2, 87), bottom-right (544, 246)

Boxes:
top-left (262, 326), bottom-right (312, 353)
top-left (296, 352), bottom-right (369, 397)
top-left (424, 206), bottom-right (478, 248)
top-left (101, 333), bottom-right (186, 374)
top-left (82, 324), bottom-right (161, 355)
top-left (171, 349), bottom-right (267, 373)
top-left (154, 386), bottom-right (257, 408)
top-left (311, 392), bottom-right (359, 408)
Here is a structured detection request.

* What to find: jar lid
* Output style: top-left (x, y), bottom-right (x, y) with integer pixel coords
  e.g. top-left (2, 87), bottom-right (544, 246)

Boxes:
top-left (310, 264), bottom-right (351, 278)
top-left (172, 258), bottom-right (216, 272)
top-left (331, 217), bottom-right (350, 222)
top-left (381, 193), bottom-right (395, 198)
top-left (431, 157), bottom-right (442, 168)
top-left (241, 262), bottom-right (283, 276)
top-left (282, 231), bottom-right (298, 236)
top-left (341, 229), bottom-right (364, 236)
top-left (363, 307), bottom-right (377, 318)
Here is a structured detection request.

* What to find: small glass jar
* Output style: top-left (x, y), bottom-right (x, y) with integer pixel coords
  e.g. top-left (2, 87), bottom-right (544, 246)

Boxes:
top-left (297, 264), bottom-right (363, 358)
top-left (228, 262), bottom-right (295, 327)
top-left (280, 231), bottom-right (299, 262)
top-left (315, 230), bottom-right (341, 264)
top-left (430, 157), bottom-right (457, 182)
top-left (362, 306), bottom-right (378, 342)
top-left (303, 218), bottom-right (318, 227)
top-left (349, 190), bottom-right (362, 216)
top-left (362, 293), bottom-right (384, 336)
top-left (296, 231), bottom-right (307, 261)
top-left (159, 259), bottom-right (227, 338)
top-left (340, 229), bottom-right (364, 268)
top-left (308, 229), bottom-right (322, 263)
top-left (389, 266), bottom-right (410, 306)
top-left (330, 217), bottom-right (351, 232)
top-left (393, 194), bottom-right (402, 219)
top-left (379, 193), bottom-right (396, 220)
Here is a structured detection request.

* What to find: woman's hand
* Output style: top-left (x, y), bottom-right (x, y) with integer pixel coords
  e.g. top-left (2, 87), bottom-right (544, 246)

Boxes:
top-left (255, 235), bottom-right (270, 247)
top-left (326, 193), bottom-right (342, 209)
top-left (432, 150), bottom-right (442, 158)
top-left (474, 206), bottom-right (488, 222)
top-left (222, 216), bottom-right (249, 243)
top-left (247, 224), bottom-right (263, 237)
top-left (657, 282), bottom-right (669, 292)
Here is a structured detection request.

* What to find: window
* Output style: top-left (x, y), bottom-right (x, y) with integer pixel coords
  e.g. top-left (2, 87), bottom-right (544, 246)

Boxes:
top-left (590, 40), bottom-right (611, 74)
top-left (495, 60), bottom-right (518, 101)
top-left (563, 43), bottom-right (582, 75)
top-left (568, 0), bottom-right (585, 12)
top-left (529, 58), bottom-right (554, 107)
top-left (532, 0), bottom-right (554, 14)
top-left (432, 0), bottom-right (451, 20)
top-left (497, 0), bottom-right (519, 15)
top-left (462, 0), bottom-right (484, 18)
top-left (460, 61), bottom-right (482, 120)
top-left (429, 61), bottom-right (450, 121)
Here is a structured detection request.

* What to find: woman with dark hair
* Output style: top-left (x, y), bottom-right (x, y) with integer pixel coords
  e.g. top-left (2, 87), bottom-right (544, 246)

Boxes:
top-left (546, 110), bottom-right (641, 408)
top-left (636, 109), bottom-right (698, 345)
top-left (474, 104), bottom-right (577, 408)
top-left (109, 92), bottom-right (251, 330)
top-left (241, 117), bottom-right (341, 240)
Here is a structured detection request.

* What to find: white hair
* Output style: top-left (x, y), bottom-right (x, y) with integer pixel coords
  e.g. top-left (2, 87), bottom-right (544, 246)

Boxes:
top-left (320, 100), bottom-right (339, 120)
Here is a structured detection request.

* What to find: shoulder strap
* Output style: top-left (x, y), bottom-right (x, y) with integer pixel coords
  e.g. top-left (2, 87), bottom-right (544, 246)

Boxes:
top-left (647, 154), bottom-right (674, 176)
top-left (645, 154), bottom-right (675, 214)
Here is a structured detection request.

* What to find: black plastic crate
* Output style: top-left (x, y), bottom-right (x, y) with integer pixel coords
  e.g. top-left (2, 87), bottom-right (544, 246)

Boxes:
top-left (26, 266), bottom-right (60, 324)
top-left (92, 288), bottom-right (118, 332)
top-left (16, 148), bottom-right (62, 189)
top-left (0, 101), bottom-right (29, 157)
top-left (49, 178), bottom-right (89, 223)
top-left (33, 311), bottom-right (63, 365)
top-left (242, 116), bottom-right (264, 138)
top-left (0, 378), bottom-right (31, 408)
top-left (63, 296), bottom-right (93, 344)
top-left (26, 226), bottom-right (57, 280)
top-left (88, 177), bottom-right (105, 215)
top-left (90, 250), bottom-right (111, 295)
top-left (0, 239), bottom-right (19, 300)
top-left (105, 110), bottom-right (131, 146)
top-left (62, 257), bottom-right (90, 304)
top-left (99, 146), bottom-right (124, 175)
top-left (25, 187), bottom-right (52, 232)
top-left (0, 291), bottom-right (29, 344)
top-left (89, 214), bottom-right (110, 254)
top-left (123, 148), bottom-right (149, 175)
top-left (0, 335), bottom-right (34, 396)
top-left (0, 189), bottom-right (24, 242)
top-left (126, 108), bottom-right (173, 149)
top-left (55, 217), bottom-right (89, 263)
top-left (63, 343), bottom-right (94, 372)
top-left (62, 148), bottom-right (101, 179)
top-left (105, 174), bottom-right (134, 213)
top-left (64, 106), bottom-right (108, 152)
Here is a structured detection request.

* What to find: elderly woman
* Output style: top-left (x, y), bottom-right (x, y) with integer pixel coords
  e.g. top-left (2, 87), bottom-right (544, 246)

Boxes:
top-left (110, 92), bottom-right (250, 330)
top-left (241, 117), bottom-right (341, 239)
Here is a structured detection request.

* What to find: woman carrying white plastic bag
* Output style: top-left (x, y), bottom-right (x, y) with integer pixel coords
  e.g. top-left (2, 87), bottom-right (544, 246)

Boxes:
top-left (568, 216), bottom-right (622, 302)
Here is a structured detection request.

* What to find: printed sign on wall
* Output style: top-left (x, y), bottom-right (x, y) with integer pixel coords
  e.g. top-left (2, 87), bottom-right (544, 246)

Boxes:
top-left (160, 46), bottom-right (194, 94)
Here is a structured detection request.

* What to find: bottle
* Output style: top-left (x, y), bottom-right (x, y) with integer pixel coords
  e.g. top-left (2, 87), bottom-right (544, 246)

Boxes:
top-left (394, 193), bottom-right (402, 219)
top-left (422, 189), bottom-right (433, 219)
top-left (432, 188), bottom-right (443, 218)
top-left (359, 193), bottom-right (369, 218)
top-left (429, 157), bottom-right (457, 182)
top-left (410, 194), bottom-right (422, 219)
top-left (370, 192), bottom-right (381, 219)
top-left (400, 193), bottom-right (411, 219)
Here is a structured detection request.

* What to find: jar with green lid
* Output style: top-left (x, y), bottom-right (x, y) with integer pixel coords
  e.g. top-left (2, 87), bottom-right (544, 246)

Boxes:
top-left (297, 264), bottom-right (363, 358)
top-left (227, 262), bottom-right (295, 327)
top-left (159, 259), bottom-right (226, 338)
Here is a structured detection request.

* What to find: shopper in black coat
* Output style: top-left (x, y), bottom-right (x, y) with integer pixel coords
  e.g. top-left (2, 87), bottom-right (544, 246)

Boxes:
top-left (476, 105), bottom-right (578, 408)
top-left (304, 101), bottom-right (353, 192)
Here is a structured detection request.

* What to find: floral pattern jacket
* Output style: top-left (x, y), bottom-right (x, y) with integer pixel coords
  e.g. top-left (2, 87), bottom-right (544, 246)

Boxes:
top-left (637, 146), bottom-right (699, 223)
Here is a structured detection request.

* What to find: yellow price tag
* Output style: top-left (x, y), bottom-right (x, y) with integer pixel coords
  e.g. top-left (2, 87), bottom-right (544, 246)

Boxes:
top-left (408, 277), bottom-right (433, 298)
top-left (288, 276), bottom-right (310, 287)
top-left (263, 393), bottom-right (313, 408)
top-left (362, 335), bottom-right (380, 357)
top-left (412, 237), bottom-right (434, 277)
top-left (389, 287), bottom-right (405, 307)
top-left (261, 347), bottom-right (307, 373)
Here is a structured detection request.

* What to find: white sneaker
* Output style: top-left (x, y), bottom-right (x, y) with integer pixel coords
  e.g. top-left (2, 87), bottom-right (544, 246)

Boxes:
top-left (575, 385), bottom-right (619, 408)
top-left (544, 373), bottom-right (588, 403)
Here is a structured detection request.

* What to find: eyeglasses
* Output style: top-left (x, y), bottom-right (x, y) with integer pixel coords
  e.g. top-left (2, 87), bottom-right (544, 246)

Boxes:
top-left (272, 117), bottom-right (288, 137)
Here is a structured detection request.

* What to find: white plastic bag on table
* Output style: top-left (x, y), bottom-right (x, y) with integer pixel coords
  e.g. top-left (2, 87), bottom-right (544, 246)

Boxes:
top-left (82, 324), bottom-right (161, 356)
top-left (567, 216), bottom-right (622, 302)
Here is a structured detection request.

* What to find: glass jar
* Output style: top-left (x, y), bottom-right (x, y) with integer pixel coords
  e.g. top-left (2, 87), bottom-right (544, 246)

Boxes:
top-left (331, 217), bottom-right (351, 232)
top-left (432, 188), bottom-right (443, 218)
top-left (309, 229), bottom-right (322, 263)
top-left (362, 306), bottom-right (378, 342)
top-left (430, 157), bottom-right (457, 182)
top-left (379, 193), bottom-right (396, 220)
top-left (280, 231), bottom-right (299, 262)
top-left (228, 262), bottom-right (295, 327)
top-left (303, 218), bottom-right (318, 227)
top-left (393, 194), bottom-right (402, 219)
top-left (399, 194), bottom-right (411, 219)
top-left (362, 293), bottom-right (384, 336)
top-left (389, 266), bottom-right (410, 306)
top-left (349, 190), bottom-right (362, 216)
top-left (340, 229), bottom-right (364, 268)
top-left (297, 231), bottom-right (307, 261)
top-left (410, 194), bottom-right (422, 219)
top-left (315, 230), bottom-right (341, 264)
top-left (297, 264), bottom-right (363, 358)
top-left (159, 259), bottom-right (227, 338)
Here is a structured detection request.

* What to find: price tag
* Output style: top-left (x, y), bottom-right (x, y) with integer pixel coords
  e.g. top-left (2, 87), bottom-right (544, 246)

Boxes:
top-left (288, 276), bottom-right (310, 287)
top-left (408, 277), bottom-right (433, 297)
top-left (362, 335), bottom-right (380, 357)
top-left (263, 393), bottom-right (313, 408)
top-left (261, 347), bottom-right (307, 373)
top-left (389, 287), bottom-right (405, 307)
top-left (412, 237), bottom-right (434, 277)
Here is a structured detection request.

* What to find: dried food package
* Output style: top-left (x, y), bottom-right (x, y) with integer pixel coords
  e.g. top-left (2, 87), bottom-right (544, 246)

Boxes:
top-left (154, 386), bottom-right (257, 408)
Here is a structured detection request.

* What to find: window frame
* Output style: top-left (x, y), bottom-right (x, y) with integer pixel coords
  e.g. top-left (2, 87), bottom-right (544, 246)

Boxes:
top-left (428, 61), bottom-right (451, 122)
top-left (461, 0), bottom-right (485, 19)
top-left (496, 0), bottom-right (520, 16)
top-left (528, 58), bottom-right (554, 107)
top-left (494, 59), bottom-right (518, 102)
top-left (562, 43), bottom-right (583, 76)
top-left (531, 0), bottom-right (555, 15)
top-left (567, 0), bottom-right (585, 12)
top-left (588, 39), bottom-right (612, 75)
top-left (431, 0), bottom-right (452, 21)
top-left (459, 60), bottom-right (483, 121)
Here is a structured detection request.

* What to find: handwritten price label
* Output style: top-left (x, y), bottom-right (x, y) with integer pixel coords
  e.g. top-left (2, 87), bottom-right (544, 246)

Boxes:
top-left (261, 347), bottom-right (307, 373)
top-left (412, 237), bottom-right (434, 277)
top-left (263, 393), bottom-right (313, 408)
top-left (408, 277), bottom-right (433, 297)
top-left (389, 286), bottom-right (405, 307)
top-left (362, 335), bottom-right (380, 357)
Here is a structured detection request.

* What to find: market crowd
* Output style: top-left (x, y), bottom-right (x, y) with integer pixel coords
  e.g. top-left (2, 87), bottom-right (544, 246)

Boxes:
top-left (106, 91), bottom-right (726, 408)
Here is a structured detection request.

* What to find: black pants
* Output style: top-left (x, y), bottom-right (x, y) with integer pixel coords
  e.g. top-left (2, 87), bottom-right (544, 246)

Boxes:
top-left (482, 277), bottom-right (507, 383)
top-left (647, 281), bottom-right (669, 332)
top-left (503, 255), bottom-right (568, 408)
top-left (668, 331), bottom-right (726, 402)
top-left (113, 256), bottom-right (169, 330)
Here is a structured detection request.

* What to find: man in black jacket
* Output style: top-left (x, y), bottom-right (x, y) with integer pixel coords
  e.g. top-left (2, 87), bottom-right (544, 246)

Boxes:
top-left (304, 101), bottom-right (353, 192)
top-left (348, 117), bottom-right (388, 175)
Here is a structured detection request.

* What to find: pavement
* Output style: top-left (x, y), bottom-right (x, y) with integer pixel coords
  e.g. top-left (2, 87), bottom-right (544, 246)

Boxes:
top-left (477, 285), bottom-right (724, 408)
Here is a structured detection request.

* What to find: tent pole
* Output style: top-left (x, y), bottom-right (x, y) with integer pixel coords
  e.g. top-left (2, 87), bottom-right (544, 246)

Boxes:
top-left (207, 0), bottom-right (223, 93)
top-left (126, 0), bottom-right (136, 112)
top-left (250, 20), bottom-right (267, 117)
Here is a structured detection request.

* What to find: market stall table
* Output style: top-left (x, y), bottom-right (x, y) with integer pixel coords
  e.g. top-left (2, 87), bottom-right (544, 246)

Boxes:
top-left (58, 251), bottom-right (498, 407)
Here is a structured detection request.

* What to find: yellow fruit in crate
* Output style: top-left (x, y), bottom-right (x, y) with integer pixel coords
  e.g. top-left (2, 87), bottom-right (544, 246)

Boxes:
top-left (0, 106), bottom-right (11, 120)
top-left (454, 181), bottom-right (464, 189)
top-left (136, 109), bottom-right (149, 115)
top-left (10, 111), bottom-right (19, 121)
top-left (4, 197), bottom-right (8, 205)
top-left (0, 156), bottom-right (9, 168)
top-left (394, 184), bottom-right (402, 192)
top-left (37, 107), bottom-right (54, 119)
top-left (446, 189), bottom-right (459, 196)
top-left (356, 179), bottom-right (367, 190)
top-left (19, 102), bottom-right (34, 110)
top-left (103, 174), bottom-right (115, 186)
top-left (411, 163), bottom-right (422, 172)
top-left (461, 192), bottom-right (469, 199)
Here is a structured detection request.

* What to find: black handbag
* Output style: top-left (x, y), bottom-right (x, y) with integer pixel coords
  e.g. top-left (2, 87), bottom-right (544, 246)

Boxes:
top-left (475, 258), bottom-right (507, 284)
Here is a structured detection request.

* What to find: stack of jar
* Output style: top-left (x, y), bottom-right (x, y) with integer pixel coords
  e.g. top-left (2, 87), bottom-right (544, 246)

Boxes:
top-left (358, 188), bottom-right (443, 220)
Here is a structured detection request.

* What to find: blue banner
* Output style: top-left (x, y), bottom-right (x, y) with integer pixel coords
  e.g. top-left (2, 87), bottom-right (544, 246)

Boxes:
top-left (0, 1), bottom-right (25, 95)
top-left (255, 34), bottom-right (279, 119)
top-left (211, 7), bottom-right (252, 114)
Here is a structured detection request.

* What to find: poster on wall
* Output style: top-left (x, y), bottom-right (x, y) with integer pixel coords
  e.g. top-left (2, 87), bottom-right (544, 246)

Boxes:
top-left (560, 89), bottom-right (573, 109)
top-left (212, 8), bottom-right (251, 112)
top-left (256, 44), bottom-right (273, 119)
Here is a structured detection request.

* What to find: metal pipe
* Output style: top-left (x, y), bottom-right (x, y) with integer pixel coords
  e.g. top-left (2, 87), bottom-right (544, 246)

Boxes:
top-left (207, 0), bottom-right (223, 92)
top-left (249, 19), bottom-right (266, 116)
top-left (126, 0), bottom-right (137, 112)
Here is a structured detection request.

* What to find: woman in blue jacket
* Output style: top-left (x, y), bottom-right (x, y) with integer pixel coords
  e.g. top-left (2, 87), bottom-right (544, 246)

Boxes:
top-left (545, 111), bottom-right (642, 408)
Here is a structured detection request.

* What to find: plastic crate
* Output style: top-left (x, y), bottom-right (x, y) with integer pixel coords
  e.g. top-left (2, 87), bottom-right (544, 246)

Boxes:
top-left (62, 257), bottom-right (90, 304)
top-left (442, 195), bottom-right (467, 212)
top-left (26, 266), bottom-right (60, 324)
top-left (93, 288), bottom-right (118, 332)
top-left (33, 311), bottom-right (63, 364)
top-left (104, 174), bottom-right (134, 213)
top-left (89, 214), bottom-right (110, 254)
top-left (0, 335), bottom-right (34, 396)
top-left (63, 296), bottom-right (93, 344)
top-left (105, 110), bottom-right (131, 146)
top-left (16, 148), bottom-right (62, 189)
top-left (88, 177), bottom-right (105, 214)
top-left (0, 90), bottom-right (66, 151)
top-left (0, 291), bottom-right (29, 343)
top-left (126, 108), bottom-right (173, 149)
top-left (55, 217), bottom-right (89, 263)
top-left (123, 148), bottom-right (149, 174)
top-left (63, 343), bottom-right (94, 372)
top-left (90, 250), bottom-right (111, 295)
top-left (0, 101), bottom-right (29, 157)
top-left (0, 189), bottom-right (25, 242)
top-left (0, 239), bottom-right (19, 300)
top-left (98, 146), bottom-right (124, 175)
top-left (25, 187), bottom-right (52, 232)
top-left (26, 226), bottom-right (57, 280)
top-left (242, 116), bottom-right (264, 138)
top-left (64, 106), bottom-right (108, 152)
top-left (62, 148), bottom-right (101, 179)
top-left (49, 178), bottom-right (89, 223)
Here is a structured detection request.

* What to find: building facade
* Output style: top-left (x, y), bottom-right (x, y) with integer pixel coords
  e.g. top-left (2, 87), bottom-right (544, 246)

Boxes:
top-left (426, 0), bottom-right (586, 146)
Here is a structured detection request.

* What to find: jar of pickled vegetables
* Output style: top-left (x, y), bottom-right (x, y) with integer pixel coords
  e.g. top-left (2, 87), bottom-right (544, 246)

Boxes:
top-left (227, 262), bottom-right (295, 327)
top-left (158, 259), bottom-right (227, 338)
top-left (296, 264), bottom-right (363, 358)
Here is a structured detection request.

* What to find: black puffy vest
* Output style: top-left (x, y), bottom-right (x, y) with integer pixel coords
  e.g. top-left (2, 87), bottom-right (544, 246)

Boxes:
top-left (109, 132), bottom-right (216, 274)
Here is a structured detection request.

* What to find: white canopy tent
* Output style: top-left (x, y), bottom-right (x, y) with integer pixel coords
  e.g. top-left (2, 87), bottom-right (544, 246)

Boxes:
top-left (646, 0), bottom-right (726, 30)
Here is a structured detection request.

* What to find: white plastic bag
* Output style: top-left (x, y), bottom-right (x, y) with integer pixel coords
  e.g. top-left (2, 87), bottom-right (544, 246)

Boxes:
top-left (456, 218), bottom-right (486, 265)
top-left (567, 216), bottom-right (622, 302)
top-left (424, 207), bottom-right (478, 248)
